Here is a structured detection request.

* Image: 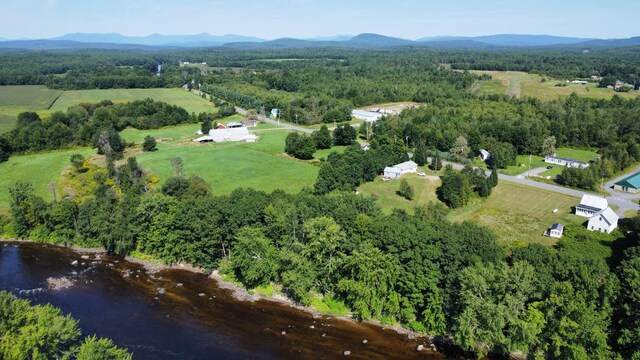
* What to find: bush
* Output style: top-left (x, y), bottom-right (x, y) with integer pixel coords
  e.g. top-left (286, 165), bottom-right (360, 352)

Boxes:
top-left (142, 135), bottom-right (157, 152)
top-left (398, 179), bottom-right (414, 200)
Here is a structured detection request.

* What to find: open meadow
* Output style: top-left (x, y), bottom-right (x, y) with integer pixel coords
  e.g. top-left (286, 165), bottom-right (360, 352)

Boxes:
top-left (122, 125), bottom-right (319, 195)
top-left (0, 85), bottom-right (63, 133)
top-left (0, 147), bottom-right (94, 212)
top-left (470, 70), bottom-right (640, 101)
top-left (357, 171), bottom-right (441, 213)
top-left (0, 86), bottom-right (217, 134)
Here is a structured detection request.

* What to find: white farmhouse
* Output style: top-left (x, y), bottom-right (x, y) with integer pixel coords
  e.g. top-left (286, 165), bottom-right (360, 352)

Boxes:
top-left (383, 161), bottom-right (418, 179)
top-left (575, 194), bottom-right (608, 218)
top-left (587, 207), bottom-right (619, 234)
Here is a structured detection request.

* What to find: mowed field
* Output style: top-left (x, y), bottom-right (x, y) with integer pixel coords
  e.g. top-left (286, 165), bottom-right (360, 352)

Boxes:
top-left (357, 170), bottom-right (585, 246)
top-left (121, 125), bottom-right (319, 195)
top-left (470, 70), bottom-right (640, 101)
top-left (0, 86), bottom-right (217, 135)
top-left (0, 86), bottom-right (63, 133)
top-left (448, 181), bottom-right (584, 247)
top-left (50, 88), bottom-right (216, 114)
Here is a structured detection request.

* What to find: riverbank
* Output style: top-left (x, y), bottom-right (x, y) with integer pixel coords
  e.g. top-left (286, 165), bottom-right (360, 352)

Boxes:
top-left (0, 238), bottom-right (441, 353)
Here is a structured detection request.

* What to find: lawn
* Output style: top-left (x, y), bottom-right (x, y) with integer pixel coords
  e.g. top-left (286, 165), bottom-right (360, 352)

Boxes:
top-left (469, 70), bottom-right (639, 101)
top-left (50, 88), bottom-right (216, 114)
top-left (555, 147), bottom-right (599, 163)
top-left (0, 85), bottom-right (63, 133)
top-left (357, 171), bottom-right (441, 214)
top-left (124, 128), bottom-right (319, 195)
top-left (501, 155), bottom-right (545, 176)
top-left (448, 181), bottom-right (585, 247)
top-left (0, 147), bottom-right (94, 211)
top-left (314, 145), bottom-right (347, 160)
top-left (540, 165), bottom-right (565, 178)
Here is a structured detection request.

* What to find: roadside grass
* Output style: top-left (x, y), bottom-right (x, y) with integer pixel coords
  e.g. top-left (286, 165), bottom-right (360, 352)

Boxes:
top-left (540, 165), bottom-right (565, 178)
top-left (625, 210), bottom-right (638, 218)
top-left (125, 128), bottom-right (319, 194)
top-left (501, 155), bottom-right (545, 176)
top-left (0, 147), bottom-right (94, 210)
top-left (357, 172), bottom-right (442, 214)
top-left (50, 88), bottom-right (216, 114)
top-left (469, 70), bottom-right (639, 100)
top-left (555, 147), bottom-right (599, 162)
top-left (0, 85), bottom-right (63, 133)
top-left (448, 181), bottom-right (585, 248)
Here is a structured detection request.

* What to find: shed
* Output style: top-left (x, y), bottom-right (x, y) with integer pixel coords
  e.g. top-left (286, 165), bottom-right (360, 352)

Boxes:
top-left (549, 223), bottom-right (564, 238)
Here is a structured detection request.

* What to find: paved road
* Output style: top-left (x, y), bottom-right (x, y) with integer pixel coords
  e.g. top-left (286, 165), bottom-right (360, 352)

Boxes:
top-left (604, 165), bottom-right (640, 201)
top-left (435, 159), bottom-right (639, 218)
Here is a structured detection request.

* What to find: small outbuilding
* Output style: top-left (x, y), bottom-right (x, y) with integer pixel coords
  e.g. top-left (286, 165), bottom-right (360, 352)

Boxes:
top-left (587, 207), bottom-right (619, 234)
top-left (613, 172), bottom-right (640, 194)
top-left (479, 149), bottom-right (490, 161)
top-left (548, 223), bottom-right (564, 238)
top-left (575, 194), bottom-right (608, 218)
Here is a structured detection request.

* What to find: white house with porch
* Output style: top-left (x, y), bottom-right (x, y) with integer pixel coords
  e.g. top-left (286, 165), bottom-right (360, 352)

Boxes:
top-left (575, 194), bottom-right (608, 218)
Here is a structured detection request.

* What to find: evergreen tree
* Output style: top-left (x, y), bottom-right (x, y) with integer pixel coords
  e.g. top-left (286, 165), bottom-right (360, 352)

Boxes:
top-left (312, 125), bottom-right (332, 150)
top-left (142, 135), bottom-right (157, 152)
top-left (398, 179), bottom-right (415, 200)
top-left (430, 151), bottom-right (443, 171)
top-left (414, 140), bottom-right (428, 166)
top-left (490, 168), bottom-right (499, 188)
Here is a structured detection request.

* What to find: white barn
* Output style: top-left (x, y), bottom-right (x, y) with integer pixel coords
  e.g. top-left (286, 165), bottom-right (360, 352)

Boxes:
top-left (383, 161), bottom-right (418, 179)
top-left (575, 194), bottom-right (608, 218)
top-left (352, 110), bottom-right (383, 123)
top-left (587, 207), bottom-right (619, 234)
top-left (194, 126), bottom-right (257, 143)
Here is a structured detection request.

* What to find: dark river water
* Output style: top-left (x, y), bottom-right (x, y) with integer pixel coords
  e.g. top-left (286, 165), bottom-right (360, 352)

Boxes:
top-left (0, 242), bottom-right (450, 359)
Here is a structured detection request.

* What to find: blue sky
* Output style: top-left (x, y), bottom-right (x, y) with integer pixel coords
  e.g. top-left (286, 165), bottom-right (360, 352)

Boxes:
top-left (1, 0), bottom-right (638, 39)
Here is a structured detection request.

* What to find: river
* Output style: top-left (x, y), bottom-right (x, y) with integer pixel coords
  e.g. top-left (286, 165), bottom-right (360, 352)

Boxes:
top-left (0, 242), bottom-right (450, 359)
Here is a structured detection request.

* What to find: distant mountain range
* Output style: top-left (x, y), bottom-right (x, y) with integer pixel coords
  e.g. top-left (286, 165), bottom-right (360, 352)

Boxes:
top-left (0, 32), bottom-right (639, 50)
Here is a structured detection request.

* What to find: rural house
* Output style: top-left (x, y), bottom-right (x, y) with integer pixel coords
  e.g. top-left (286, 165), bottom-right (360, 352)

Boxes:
top-left (548, 223), bottom-right (564, 238)
top-left (575, 194), bottom-right (608, 217)
top-left (587, 207), bottom-right (619, 234)
top-left (613, 172), bottom-right (640, 194)
top-left (383, 160), bottom-right (418, 179)
top-left (479, 149), bottom-right (490, 161)
top-left (544, 155), bottom-right (590, 168)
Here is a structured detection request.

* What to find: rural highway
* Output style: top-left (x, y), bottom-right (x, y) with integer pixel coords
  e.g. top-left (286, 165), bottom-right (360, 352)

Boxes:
top-left (437, 159), bottom-right (639, 218)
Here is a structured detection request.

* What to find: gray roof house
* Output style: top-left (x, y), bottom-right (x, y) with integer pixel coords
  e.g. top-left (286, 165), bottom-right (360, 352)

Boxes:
top-left (383, 160), bottom-right (418, 179)
top-left (587, 207), bottom-right (619, 234)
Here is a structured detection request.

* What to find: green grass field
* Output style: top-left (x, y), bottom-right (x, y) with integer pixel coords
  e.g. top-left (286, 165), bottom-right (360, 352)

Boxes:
top-left (0, 86), bottom-right (63, 133)
top-left (123, 127), bottom-right (319, 195)
top-left (358, 173), bottom-right (441, 214)
top-left (555, 147), bottom-right (599, 162)
top-left (0, 147), bottom-right (94, 211)
top-left (50, 88), bottom-right (216, 114)
top-left (501, 155), bottom-right (545, 176)
top-left (470, 71), bottom-right (639, 101)
top-left (449, 181), bottom-right (585, 247)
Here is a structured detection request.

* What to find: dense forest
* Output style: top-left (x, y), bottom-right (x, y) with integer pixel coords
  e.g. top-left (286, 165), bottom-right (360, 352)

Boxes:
top-left (0, 291), bottom-right (131, 359)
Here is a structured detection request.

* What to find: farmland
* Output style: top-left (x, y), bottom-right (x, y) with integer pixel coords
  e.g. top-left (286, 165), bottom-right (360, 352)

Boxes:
top-left (0, 86), bottom-right (217, 134)
top-left (470, 70), bottom-right (640, 101)
top-left (0, 85), bottom-right (63, 133)
top-left (121, 125), bottom-right (319, 195)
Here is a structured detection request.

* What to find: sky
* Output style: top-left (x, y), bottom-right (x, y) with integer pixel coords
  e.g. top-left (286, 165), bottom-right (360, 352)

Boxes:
top-left (1, 0), bottom-right (638, 40)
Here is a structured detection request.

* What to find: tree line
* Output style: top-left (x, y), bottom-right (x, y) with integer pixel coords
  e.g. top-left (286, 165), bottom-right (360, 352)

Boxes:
top-left (0, 291), bottom-right (131, 359)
